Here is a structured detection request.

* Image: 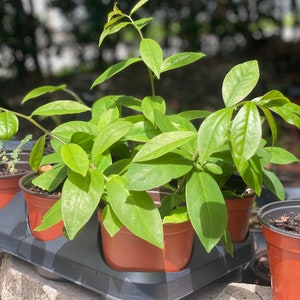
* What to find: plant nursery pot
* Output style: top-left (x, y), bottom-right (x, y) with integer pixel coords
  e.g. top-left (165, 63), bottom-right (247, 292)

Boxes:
top-left (258, 199), bottom-right (300, 300)
top-left (19, 173), bottom-right (64, 241)
top-left (0, 155), bottom-right (31, 209)
top-left (98, 212), bottom-right (194, 272)
top-left (225, 194), bottom-right (256, 242)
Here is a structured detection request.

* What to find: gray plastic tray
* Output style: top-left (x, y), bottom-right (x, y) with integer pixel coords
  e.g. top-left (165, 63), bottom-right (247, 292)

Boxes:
top-left (0, 192), bottom-right (255, 299)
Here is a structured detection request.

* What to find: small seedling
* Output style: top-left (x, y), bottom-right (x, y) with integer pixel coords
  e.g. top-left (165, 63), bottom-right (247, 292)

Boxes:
top-left (0, 134), bottom-right (32, 174)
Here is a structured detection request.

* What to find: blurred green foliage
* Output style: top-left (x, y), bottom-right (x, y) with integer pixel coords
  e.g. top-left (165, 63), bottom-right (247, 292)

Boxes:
top-left (0, 0), bottom-right (299, 79)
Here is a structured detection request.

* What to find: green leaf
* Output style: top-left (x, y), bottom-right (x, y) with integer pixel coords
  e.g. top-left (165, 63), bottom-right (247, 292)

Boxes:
top-left (62, 169), bottom-right (104, 239)
top-left (61, 143), bottom-right (89, 177)
top-left (31, 100), bottom-right (90, 116)
top-left (130, 0), bottom-right (149, 15)
top-left (258, 90), bottom-right (290, 107)
top-left (0, 112), bottom-right (19, 140)
top-left (140, 38), bottom-right (163, 79)
top-left (125, 120), bottom-right (160, 142)
top-left (221, 229), bottom-right (234, 256)
top-left (22, 84), bottom-right (66, 103)
top-left (161, 52), bottom-right (205, 73)
top-left (159, 194), bottom-right (185, 219)
top-left (163, 207), bottom-right (189, 224)
top-left (142, 96), bottom-right (166, 125)
top-left (197, 108), bottom-right (233, 163)
top-left (99, 21), bottom-right (131, 47)
top-left (92, 121), bottom-right (132, 161)
top-left (186, 170), bottom-right (227, 252)
top-left (270, 103), bottom-right (300, 129)
top-left (30, 135), bottom-right (46, 171)
top-left (231, 102), bottom-right (261, 161)
top-left (133, 17), bottom-right (153, 30)
top-left (126, 152), bottom-right (193, 190)
top-left (133, 131), bottom-right (196, 162)
top-left (260, 106), bottom-right (277, 145)
top-left (177, 110), bottom-right (211, 120)
top-left (91, 58), bottom-right (142, 88)
top-left (34, 198), bottom-right (62, 231)
top-left (107, 175), bottom-right (163, 248)
top-left (265, 147), bottom-right (299, 164)
top-left (102, 204), bottom-right (122, 237)
top-left (262, 168), bottom-right (285, 200)
top-left (32, 164), bottom-right (67, 192)
top-left (222, 60), bottom-right (259, 107)
top-left (236, 155), bottom-right (262, 195)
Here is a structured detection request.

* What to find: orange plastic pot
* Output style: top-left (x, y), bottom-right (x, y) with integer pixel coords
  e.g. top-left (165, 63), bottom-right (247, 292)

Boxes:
top-left (98, 212), bottom-right (194, 272)
top-left (258, 200), bottom-right (300, 300)
top-left (0, 155), bottom-right (30, 209)
top-left (0, 173), bottom-right (25, 209)
top-left (19, 173), bottom-right (64, 241)
top-left (225, 194), bottom-right (256, 242)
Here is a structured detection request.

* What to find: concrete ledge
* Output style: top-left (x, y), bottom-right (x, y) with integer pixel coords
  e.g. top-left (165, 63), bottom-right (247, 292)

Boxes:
top-left (0, 253), bottom-right (272, 299)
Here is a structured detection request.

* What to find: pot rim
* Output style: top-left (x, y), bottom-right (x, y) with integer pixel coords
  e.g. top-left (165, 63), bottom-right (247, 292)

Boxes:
top-left (18, 171), bottom-right (61, 200)
top-left (257, 199), bottom-right (300, 239)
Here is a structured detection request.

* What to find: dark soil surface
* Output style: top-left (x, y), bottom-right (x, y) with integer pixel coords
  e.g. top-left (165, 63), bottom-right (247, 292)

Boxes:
top-left (267, 212), bottom-right (300, 234)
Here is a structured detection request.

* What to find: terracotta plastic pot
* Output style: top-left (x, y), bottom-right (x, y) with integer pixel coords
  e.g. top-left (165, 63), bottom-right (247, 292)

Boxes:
top-left (19, 173), bottom-right (64, 241)
top-left (258, 200), bottom-right (300, 300)
top-left (0, 156), bottom-right (30, 209)
top-left (98, 212), bottom-right (194, 272)
top-left (225, 194), bottom-right (256, 242)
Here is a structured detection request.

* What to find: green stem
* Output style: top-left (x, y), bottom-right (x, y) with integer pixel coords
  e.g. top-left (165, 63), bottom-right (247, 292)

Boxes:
top-left (127, 14), bottom-right (156, 96)
top-left (0, 108), bottom-right (66, 145)
top-left (64, 88), bottom-right (85, 104)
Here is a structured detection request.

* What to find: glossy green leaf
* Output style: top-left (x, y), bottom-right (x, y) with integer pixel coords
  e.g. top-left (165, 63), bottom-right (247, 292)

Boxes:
top-left (22, 84), bottom-right (66, 103)
top-left (133, 17), bottom-right (153, 30)
top-left (258, 90), bottom-right (290, 107)
top-left (32, 164), bottom-right (67, 192)
top-left (235, 155), bottom-right (262, 195)
top-left (130, 0), bottom-right (149, 15)
top-left (265, 147), bottom-right (299, 164)
top-left (197, 108), bottom-right (233, 163)
top-left (161, 52), bottom-right (205, 73)
top-left (107, 175), bottom-right (163, 248)
top-left (92, 121), bottom-right (132, 161)
top-left (34, 198), bottom-right (62, 231)
top-left (177, 110), bottom-right (211, 120)
top-left (61, 143), bottom-right (89, 176)
top-left (29, 135), bottom-right (46, 171)
top-left (186, 170), bottom-right (227, 252)
top-left (0, 112), bottom-right (19, 140)
top-left (127, 152), bottom-right (193, 190)
top-left (270, 103), bottom-right (300, 129)
top-left (159, 194), bottom-right (185, 219)
top-left (31, 101), bottom-right (91, 116)
top-left (163, 207), bottom-right (189, 224)
top-left (133, 131), bottom-right (196, 162)
top-left (140, 38), bottom-right (163, 79)
top-left (125, 120), bottom-right (160, 142)
top-left (262, 168), bottom-right (285, 200)
top-left (260, 106), bottom-right (277, 145)
top-left (102, 204), bottom-right (122, 237)
top-left (99, 21), bottom-right (131, 47)
top-left (142, 96), bottom-right (166, 125)
top-left (222, 60), bottom-right (259, 107)
top-left (62, 169), bottom-right (104, 239)
top-left (231, 102), bottom-right (261, 161)
top-left (91, 58), bottom-right (142, 88)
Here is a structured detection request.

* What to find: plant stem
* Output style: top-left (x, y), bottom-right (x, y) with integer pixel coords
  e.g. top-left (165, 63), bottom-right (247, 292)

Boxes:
top-left (127, 14), bottom-right (156, 97)
top-left (0, 108), bottom-right (66, 145)
top-left (64, 88), bottom-right (85, 104)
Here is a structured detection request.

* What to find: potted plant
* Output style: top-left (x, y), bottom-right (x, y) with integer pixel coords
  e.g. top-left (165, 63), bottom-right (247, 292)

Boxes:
top-left (0, 134), bottom-right (32, 208)
top-left (257, 199), bottom-right (300, 300)
top-left (0, 0), bottom-right (299, 272)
